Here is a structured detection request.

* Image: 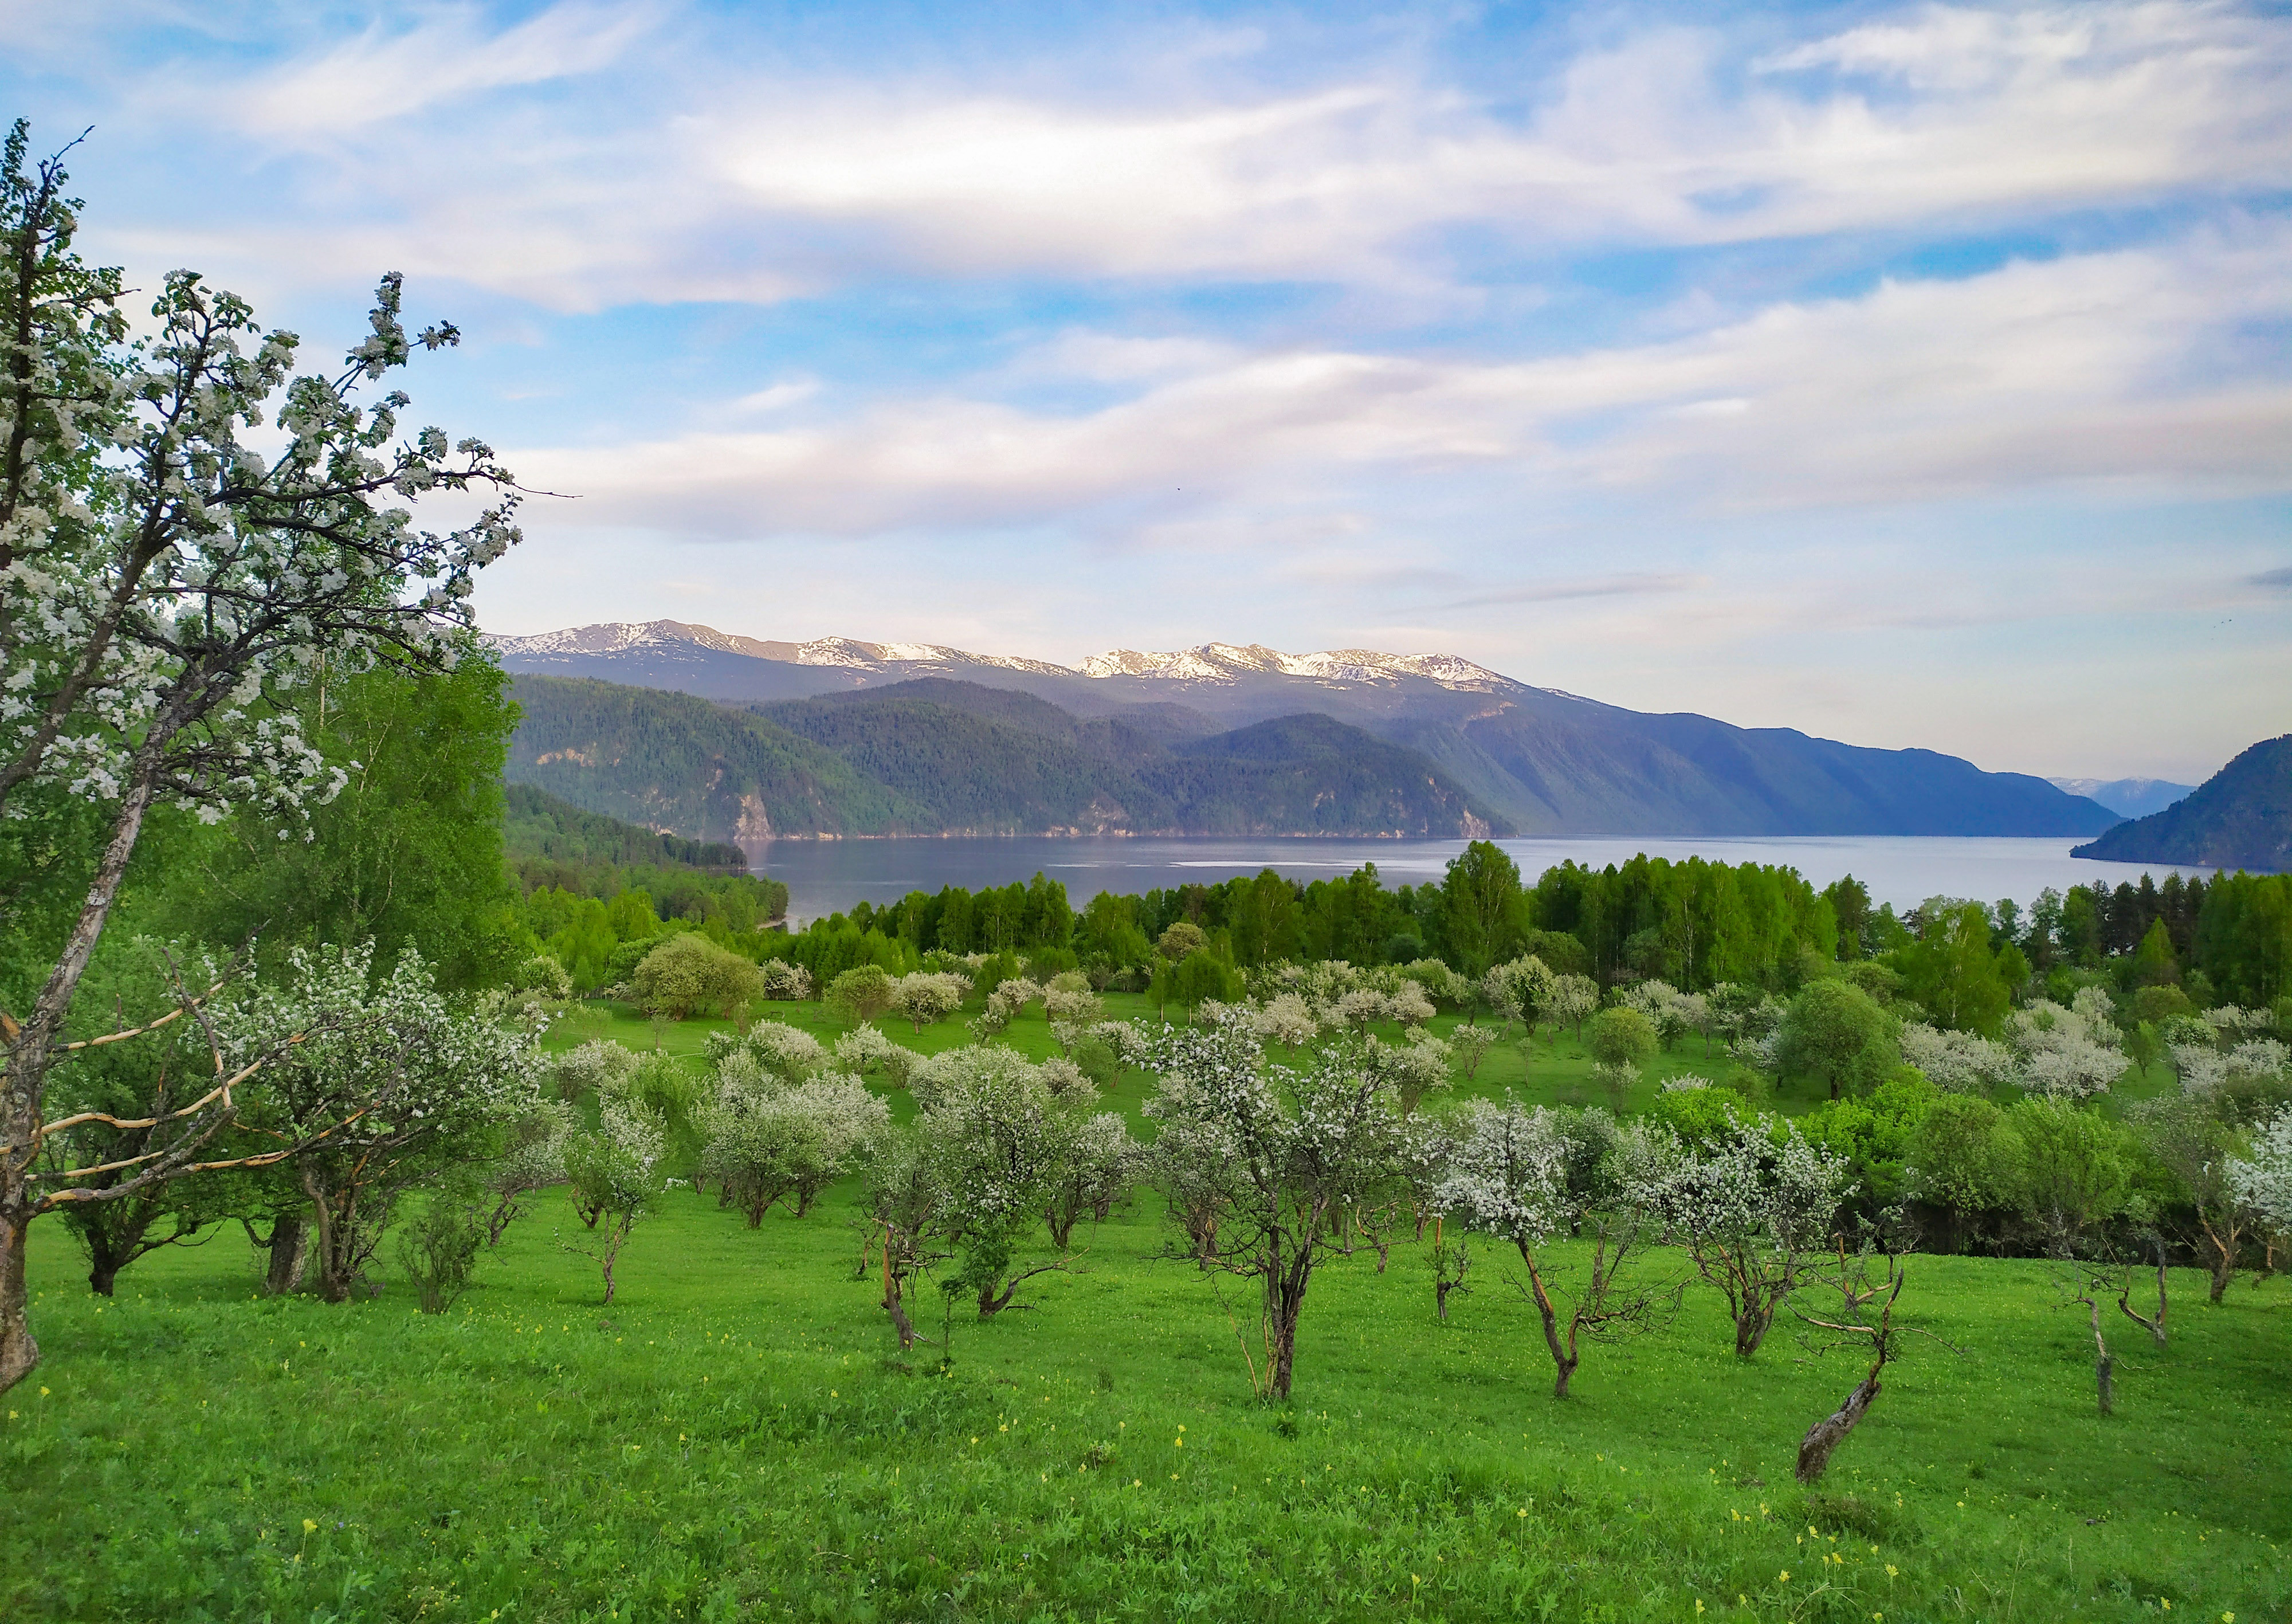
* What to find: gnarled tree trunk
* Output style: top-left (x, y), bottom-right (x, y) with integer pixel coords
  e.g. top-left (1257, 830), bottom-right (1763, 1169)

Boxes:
top-left (1795, 1366), bottom-right (1882, 1485)
top-left (265, 1214), bottom-right (309, 1296)
top-left (1522, 1256), bottom-right (1583, 1398)
top-left (0, 1209), bottom-right (34, 1393)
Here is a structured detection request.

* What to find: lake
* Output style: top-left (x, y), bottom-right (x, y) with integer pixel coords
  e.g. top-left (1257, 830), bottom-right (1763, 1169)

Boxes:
top-left (741, 834), bottom-right (2209, 927)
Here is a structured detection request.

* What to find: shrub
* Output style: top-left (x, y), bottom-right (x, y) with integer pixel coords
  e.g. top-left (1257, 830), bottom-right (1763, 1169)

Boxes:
top-left (827, 964), bottom-right (897, 1026)
top-left (630, 933), bottom-right (766, 1020)
top-left (394, 1175), bottom-right (489, 1314)
top-left (514, 954), bottom-right (573, 999)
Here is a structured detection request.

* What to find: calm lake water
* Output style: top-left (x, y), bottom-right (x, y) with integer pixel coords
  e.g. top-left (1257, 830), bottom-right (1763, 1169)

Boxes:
top-left (743, 834), bottom-right (2208, 928)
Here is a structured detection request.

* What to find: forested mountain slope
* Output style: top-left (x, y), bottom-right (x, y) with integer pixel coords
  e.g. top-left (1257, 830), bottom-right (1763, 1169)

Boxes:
top-left (493, 623), bottom-right (2118, 837)
top-left (510, 676), bottom-right (1504, 840)
top-left (507, 678), bottom-right (932, 841)
top-left (2073, 734), bottom-right (2292, 872)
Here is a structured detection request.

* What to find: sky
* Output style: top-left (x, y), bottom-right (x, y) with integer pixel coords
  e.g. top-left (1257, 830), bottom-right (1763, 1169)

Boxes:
top-left (4, 1), bottom-right (2287, 782)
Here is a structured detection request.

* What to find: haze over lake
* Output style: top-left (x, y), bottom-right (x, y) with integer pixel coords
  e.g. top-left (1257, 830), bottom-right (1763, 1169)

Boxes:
top-left (745, 834), bottom-right (2208, 927)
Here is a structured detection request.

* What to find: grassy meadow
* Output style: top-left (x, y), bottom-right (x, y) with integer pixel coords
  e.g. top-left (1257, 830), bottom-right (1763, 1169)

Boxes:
top-left (6, 998), bottom-right (2283, 1622)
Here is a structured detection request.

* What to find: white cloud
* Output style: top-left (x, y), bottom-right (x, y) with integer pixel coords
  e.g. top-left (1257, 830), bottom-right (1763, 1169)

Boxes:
top-left (84, 1), bottom-right (2292, 309)
top-left (228, 2), bottom-right (658, 136)
top-left (505, 228), bottom-right (2292, 535)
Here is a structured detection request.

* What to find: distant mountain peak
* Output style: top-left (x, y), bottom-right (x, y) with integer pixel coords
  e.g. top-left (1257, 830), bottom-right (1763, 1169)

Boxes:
top-left (490, 621), bottom-right (1520, 695)
top-left (488, 621), bottom-right (1076, 676)
top-left (1078, 642), bottom-right (1517, 691)
top-left (2047, 775), bottom-right (2198, 821)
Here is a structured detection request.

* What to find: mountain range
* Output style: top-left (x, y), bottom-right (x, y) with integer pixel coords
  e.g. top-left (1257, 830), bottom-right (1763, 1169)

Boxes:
top-left (507, 674), bottom-right (1501, 841)
top-left (2045, 776), bottom-right (2195, 821)
top-left (2073, 735), bottom-right (2291, 873)
top-left (490, 621), bottom-right (2120, 841)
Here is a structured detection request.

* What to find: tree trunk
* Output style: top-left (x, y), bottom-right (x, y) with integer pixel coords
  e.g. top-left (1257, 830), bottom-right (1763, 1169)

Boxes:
top-left (1266, 1254), bottom-right (1312, 1402)
top-left (1, 774), bottom-right (162, 1392)
top-left (1521, 1253), bottom-right (1580, 1398)
top-left (881, 1236), bottom-right (919, 1350)
top-left (1734, 1300), bottom-right (1774, 1359)
top-left (2086, 1297), bottom-right (2113, 1417)
top-left (262, 1213), bottom-right (309, 1295)
top-left (0, 1208), bottom-right (35, 1394)
top-left (88, 1247), bottom-right (121, 1297)
top-left (303, 1165), bottom-right (360, 1304)
top-left (1795, 1367), bottom-right (1882, 1485)
top-left (2200, 1213), bottom-right (2240, 1304)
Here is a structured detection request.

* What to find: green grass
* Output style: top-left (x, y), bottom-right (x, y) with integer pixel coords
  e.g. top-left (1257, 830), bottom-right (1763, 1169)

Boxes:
top-left (7, 1007), bottom-right (2284, 1621)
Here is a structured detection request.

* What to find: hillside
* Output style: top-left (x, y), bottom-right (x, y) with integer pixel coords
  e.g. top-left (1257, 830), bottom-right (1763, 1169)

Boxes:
top-left (492, 622), bottom-right (2117, 837)
top-left (504, 782), bottom-right (749, 872)
top-left (511, 675), bottom-right (1505, 840)
top-left (507, 677), bottom-right (933, 841)
top-left (2072, 733), bottom-right (2292, 872)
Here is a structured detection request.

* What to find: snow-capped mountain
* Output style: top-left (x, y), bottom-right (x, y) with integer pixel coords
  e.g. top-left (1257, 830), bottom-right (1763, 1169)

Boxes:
top-left (1078, 643), bottom-right (1513, 689)
top-left (489, 622), bottom-right (1520, 694)
top-left (488, 619), bottom-right (2122, 839)
top-left (488, 621), bottom-right (1074, 677)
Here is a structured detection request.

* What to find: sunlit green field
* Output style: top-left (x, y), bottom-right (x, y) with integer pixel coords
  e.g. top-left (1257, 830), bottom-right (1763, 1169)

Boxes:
top-left (6, 1002), bottom-right (2277, 1622)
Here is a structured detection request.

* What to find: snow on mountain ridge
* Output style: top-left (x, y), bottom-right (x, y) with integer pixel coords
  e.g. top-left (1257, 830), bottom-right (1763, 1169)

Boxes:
top-left (488, 622), bottom-right (1517, 693)
top-left (1077, 643), bottom-right (1515, 689)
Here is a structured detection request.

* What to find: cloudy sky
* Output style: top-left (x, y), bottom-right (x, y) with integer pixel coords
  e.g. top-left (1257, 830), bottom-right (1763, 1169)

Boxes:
top-left (6, 1), bottom-right (2287, 781)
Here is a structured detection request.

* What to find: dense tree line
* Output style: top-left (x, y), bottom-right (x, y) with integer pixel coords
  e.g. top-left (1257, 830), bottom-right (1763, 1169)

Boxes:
top-left (762, 844), bottom-right (2291, 1026)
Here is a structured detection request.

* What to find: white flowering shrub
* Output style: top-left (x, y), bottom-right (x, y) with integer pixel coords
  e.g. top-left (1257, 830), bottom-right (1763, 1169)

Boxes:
top-left (562, 1093), bottom-right (668, 1305)
top-left (1249, 991), bottom-right (1318, 1048)
top-left (1898, 1022), bottom-right (2018, 1093)
top-left (1483, 955), bottom-right (1555, 1035)
top-left (2008, 999), bottom-right (2127, 1098)
top-left (701, 1072), bottom-right (888, 1225)
top-left (2228, 1105), bottom-right (2292, 1234)
top-left (1387, 983), bottom-right (1438, 1027)
top-left (1629, 1113), bottom-right (1852, 1358)
top-left (1435, 1099), bottom-right (1674, 1397)
top-left (917, 1052), bottom-right (1073, 1317)
top-left (1146, 1023), bottom-right (1406, 1399)
top-left (908, 1044), bottom-right (1049, 1113)
top-left (547, 1039), bottom-right (641, 1104)
top-left (711, 1021), bottom-right (827, 1086)
top-left (834, 1023), bottom-right (906, 1079)
top-left (1369, 1032), bottom-right (1452, 1115)
top-left (1548, 974), bottom-right (1602, 1042)
top-left (1331, 988), bottom-right (1392, 1030)
top-left (2206, 1004), bottom-right (2279, 1039)
top-left (1450, 1023), bottom-right (1497, 1080)
top-left (758, 959), bottom-right (814, 1002)
top-left (1619, 980), bottom-right (1691, 1048)
top-left (1043, 972), bottom-right (1104, 1025)
top-left (219, 942), bottom-right (543, 1304)
top-left (1087, 1020), bottom-right (1152, 1068)
top-left (2178, 1038), bottom-right (2289, 1099)
top-left (891, 971), bottom-right (969, 1030)
top-left (1044, 1112), bottom-right (1140, 1248)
